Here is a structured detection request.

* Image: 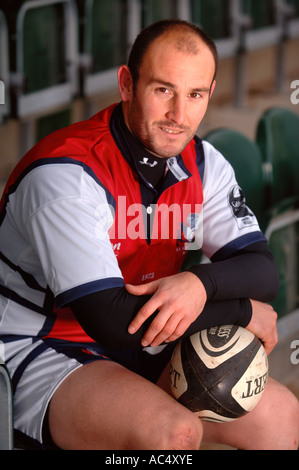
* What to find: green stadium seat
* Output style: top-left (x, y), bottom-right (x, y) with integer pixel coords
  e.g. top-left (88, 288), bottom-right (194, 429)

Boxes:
top-left (183, 128), bottom-right (268, 271)
top-left (203, 128), bottom-right (269, 231)
top-left (80, 0), bottom-right (127, 97)
top-left (266, 217), bottom-right (298, 317)
top-left (36, 108), bottom-right (71, 142)
top-left (287, 0), bottom-right (299, 17)
top-left (141, 0), bottom-right (178, 27)
top-left (203, 127), bottom-right (299, 318)
top-left (256, 107), bottom-right (299, 213)
top-left (242, 0), bottom-right (276, 29)
top-left (86, 0), bottom-right (126, 73)
top-left (288, 0), bottom-right (299, 38)
top-left (256, 107), bottom-right (299, 315)
top-left (14, 0), bottom-right (78, 118)
top-left (190, 0), bottom-right (231, 40)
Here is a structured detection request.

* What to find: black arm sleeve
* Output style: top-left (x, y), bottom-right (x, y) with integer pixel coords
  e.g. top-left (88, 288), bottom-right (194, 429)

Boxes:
top-left (186, 241), bottom-right (279, 303)
top-left (69, 287), bottom-right (251, 350)
top-left (69, 241), bottom-right (275, 350)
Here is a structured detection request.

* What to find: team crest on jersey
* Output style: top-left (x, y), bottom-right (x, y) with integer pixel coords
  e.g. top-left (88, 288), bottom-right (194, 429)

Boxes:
top-left (228, 185), bottom-right (257, 230)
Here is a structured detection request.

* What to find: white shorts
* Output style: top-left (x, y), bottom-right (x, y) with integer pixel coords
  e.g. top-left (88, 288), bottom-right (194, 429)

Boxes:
top-left (6, 338), bottom-right (175, 449)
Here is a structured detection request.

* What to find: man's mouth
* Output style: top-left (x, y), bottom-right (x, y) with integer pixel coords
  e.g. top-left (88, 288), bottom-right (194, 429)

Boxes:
top-left (161, 127), bottom-right (182, 134)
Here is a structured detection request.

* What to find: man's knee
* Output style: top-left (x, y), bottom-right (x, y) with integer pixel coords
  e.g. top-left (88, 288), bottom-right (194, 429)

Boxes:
top-left (157, 410), bottom-right (203, 450)
top-left (259, 379), bottom-right (299, 449)
top-left (282, 388), bottom-right (299, 449)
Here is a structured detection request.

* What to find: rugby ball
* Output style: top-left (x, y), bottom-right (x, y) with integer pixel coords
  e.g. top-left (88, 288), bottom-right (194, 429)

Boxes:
top-left (169, 325), bottom-right (268, 423)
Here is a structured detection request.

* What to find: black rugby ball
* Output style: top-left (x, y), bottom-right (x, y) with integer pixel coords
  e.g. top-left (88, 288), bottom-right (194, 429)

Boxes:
top-left (169, 325), bottom-right (268, 423)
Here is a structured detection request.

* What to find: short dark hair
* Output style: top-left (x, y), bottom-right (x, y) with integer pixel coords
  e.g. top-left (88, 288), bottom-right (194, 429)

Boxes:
top-left (128, 19), bottom-right (218, 91)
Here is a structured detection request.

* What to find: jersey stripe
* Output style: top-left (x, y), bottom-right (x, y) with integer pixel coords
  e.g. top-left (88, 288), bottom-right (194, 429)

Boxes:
top-left (0, 284), bottom-right (45, 315)
top-left (0, 251), bottom-right (46, 292)
top-left (56, 277), bottom-right (125, 308)
top-left (211, 232), bottom-right (267, 262)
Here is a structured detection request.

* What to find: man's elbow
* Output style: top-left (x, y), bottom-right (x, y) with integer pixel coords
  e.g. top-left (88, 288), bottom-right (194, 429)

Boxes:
top-left (261, 266), bottom-right (280, 303)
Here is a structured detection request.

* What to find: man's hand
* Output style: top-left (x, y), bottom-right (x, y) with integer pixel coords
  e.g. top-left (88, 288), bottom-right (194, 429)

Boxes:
top-left (246, 300), bottom-right (278, 355)
top-left (126, 272), bottom-right (207, 347)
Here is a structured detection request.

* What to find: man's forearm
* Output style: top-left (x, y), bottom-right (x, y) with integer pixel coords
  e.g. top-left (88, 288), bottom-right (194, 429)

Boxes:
top-left (187, 241), bottom-right (279, 302)
top-left (69, 287), bottom-right (252, 350)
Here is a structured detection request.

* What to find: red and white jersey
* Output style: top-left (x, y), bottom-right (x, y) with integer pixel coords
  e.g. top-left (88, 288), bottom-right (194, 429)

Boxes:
top-left (0, 103), bottom-right (265, 356)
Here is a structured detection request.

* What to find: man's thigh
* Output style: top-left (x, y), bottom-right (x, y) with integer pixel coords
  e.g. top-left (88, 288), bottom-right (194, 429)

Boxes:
top-left (48, 359), bottom-right (203, 450)
top-left (11, 339), bottom-right (108, 448)
top-left (11, 337), bottom-right (178, 449)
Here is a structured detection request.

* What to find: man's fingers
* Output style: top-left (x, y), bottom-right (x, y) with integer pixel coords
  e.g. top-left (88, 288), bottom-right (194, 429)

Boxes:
top-left (261, 329), bottom-right (279, 356)
top-left (127, 296), bottom-right (161, 334)
top-left (247, 300), bottom-right (278, 356)
top-left (127, 273), bottom-right (206, 346)
top-left (141, 307), bottom-right (181, 347)
top-left (148, 318), bottom-right (189, 348)
top-left (125, 280), bottom-right (160, 296)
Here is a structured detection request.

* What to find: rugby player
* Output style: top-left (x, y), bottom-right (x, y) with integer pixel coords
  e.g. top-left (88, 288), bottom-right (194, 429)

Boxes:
top-left (0, 20), bottom-right (298, 449)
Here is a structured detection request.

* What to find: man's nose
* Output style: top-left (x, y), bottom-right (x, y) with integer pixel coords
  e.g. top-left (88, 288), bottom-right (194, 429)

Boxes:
top-left (165, 95), bottom-right (186, 126)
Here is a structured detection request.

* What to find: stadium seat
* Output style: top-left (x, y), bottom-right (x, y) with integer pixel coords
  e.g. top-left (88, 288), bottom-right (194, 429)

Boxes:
top-left (0, 362), bottom-right (13, 450)
top-left (203, 127), bottom-right (299, 318)
top-left (13, 0), bottom-right (78, 118)
top-left (256, 107), bottom-right (299, 316)
top-left (183, 128), bottom-right (269, 271)
top-left (203, 128), bottom-right (269, 231)
top-left (256, 107), bottom-right (299, 312)
top-left (190, 0), bottom-right (231, 40)
top-left (80, 0), bottom-right (127, 97)
top-left (242, 0), bottom-right (276, 30)
top-left (256, 107), bottom-right (299, 213)
top-left (36, 108), bottom-right (71, 142)
top-left (141, 0), bottom-right (178, 27)
top-left (266, 216), bottom-right (298, 317)
top-left (288, 0), bottom-right (299, 38)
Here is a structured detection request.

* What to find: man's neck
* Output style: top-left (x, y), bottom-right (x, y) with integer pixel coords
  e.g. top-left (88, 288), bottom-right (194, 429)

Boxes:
top-left (118, 103), bottom-right (167, 189)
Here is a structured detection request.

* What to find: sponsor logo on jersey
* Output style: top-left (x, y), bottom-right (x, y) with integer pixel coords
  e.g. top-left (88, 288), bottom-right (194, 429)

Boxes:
top-left (112, 242), bottom-right (121, 256)
top-left (142, 272), bottom-right (155, 282)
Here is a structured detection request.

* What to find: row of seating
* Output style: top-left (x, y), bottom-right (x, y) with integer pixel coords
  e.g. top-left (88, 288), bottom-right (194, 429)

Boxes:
top-left (0, 0), bottom-right (299, 122)
top-left (202, 107), bottom-right (299, 318)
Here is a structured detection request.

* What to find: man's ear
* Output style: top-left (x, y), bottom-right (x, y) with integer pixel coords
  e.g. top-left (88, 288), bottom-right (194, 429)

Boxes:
top-left (209, 80), bottom-right (216, 99)
top-left (118, 65), bottom-right (133, 101)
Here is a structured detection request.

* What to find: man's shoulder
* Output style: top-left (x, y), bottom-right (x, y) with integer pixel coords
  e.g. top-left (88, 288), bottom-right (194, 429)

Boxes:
top-left (20, 105), bottom-right (117, 169)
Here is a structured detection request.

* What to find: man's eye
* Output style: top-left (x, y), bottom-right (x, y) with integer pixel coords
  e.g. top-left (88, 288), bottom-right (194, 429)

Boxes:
top-left (157, 87), bottom-right (169, 94)
top-left (190, 92), bottom-right (201, 99)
